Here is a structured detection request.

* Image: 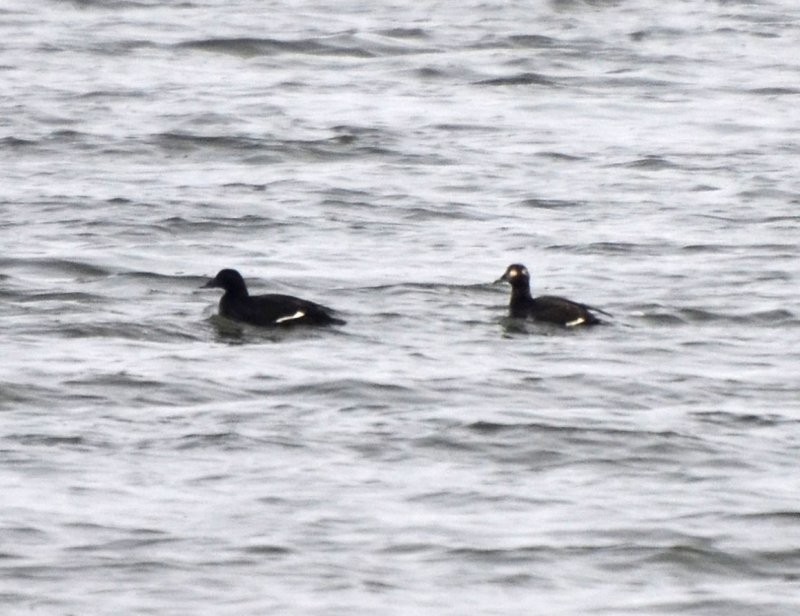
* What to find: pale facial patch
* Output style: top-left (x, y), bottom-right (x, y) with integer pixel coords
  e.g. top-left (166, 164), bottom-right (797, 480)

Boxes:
top-left (275, 310), bottom-right (306, 324)
top-left (565, 317), bottom-right (585, 327)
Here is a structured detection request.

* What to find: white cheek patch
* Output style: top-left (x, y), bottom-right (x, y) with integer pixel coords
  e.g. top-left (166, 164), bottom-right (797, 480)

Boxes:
top-left (508, 269), bottom-right (518, 278)
top-left (565, 317), bottom-right (585, 327)
top-left (275, 310), bottom-right (306, 324)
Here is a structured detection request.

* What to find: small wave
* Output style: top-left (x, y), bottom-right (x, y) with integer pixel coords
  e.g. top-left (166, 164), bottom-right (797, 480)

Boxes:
top-left (64, 372), bottom-right (164, 389)
top-left (68, 0), bottom-right (155, 7)
top-left (686, 307), bottom-right (796, 325)
top-left (632, 307), bottom-right (727, 326)
top-left (678, 307), bottom-right (726, 322)
top-left (474, 72), bottom-right (557, 87)
top-left (45, 129), bottom-right (89, 144)
top-left (547, 241), bottom-right (645, 255)
top-left (0, 257), bottom-right (111, 278)
top-left (67, 536), bottom-right (179, 553)
top-left (17, 291), bottom-right (103, 304)
top-left (241, 544), bottom-right (293, 556)
top-left (534, 151), bottom-right (585, 161)
top-left (430, 122), bottom-right (499, 132)
top-left (175, 431), bottom-right (249, 451)
top-left (379, 542), bottom-right (437, 555)
top-left (737, 188), bottom-right (800, 206)
top-left (681, 244), bottom-right (726, 253)
top-left (0, 136), bottom-right (37, 148)
top-left (412, 434), bottom-right (481, 453)
top-left (628, 27), bottom-right (687, 42)
top-left (748, 87), bottom-right (800, 96)
top-left (157, 214), bottom-right (283, 232)
top-left (152, 131), bottom-right (265, 153)
top-left (177, 36), bottom-right (328, 57)
top-left (402, 205), bottom-right (486, 222)
top-left (87, 39), bottom-right (158, 56)
top-left (744, 308), bottom-right (796, 324)
top-left (522, 197), bottom-right (586, 209)
top-left (359, 281), bottom-right (441, 293)
top-left (634, 306), bottom-right (797, 326)
top-left (736, 511), bottom-right (800, 522)
top-left (221, 182), bottom-right (268, 192)
top-left (176, 36), bottom-right (375, 58)
top-left (0, 383), bottom-right (64, 409)
top-left (446, 545), bottom-right (542, 563)
top-left (414, 66), bottom-right (447, 80)
top-left (691, 411), bottom-right (798, 427)
top-left (75, 88), bottom-right (149, 100)
top-left (58, 322), bottom-right (202, 343)
top-left (116, 270), bottom-right (202, 282)
top-left (608, 76), bottom-right (677, 90)
top-left (465, 420), bottom-right (648, 439)
top-left (150, 130), bottom-right (398, 162)
top-left (378, 27), bottom-right (428, 40)
top-left (641, 543), bottom-right (755, 576)
top-left (635, 311), bottom-right (688, 326)
top-left (264, 378), bottom-right (417, 398)
top-left (5, 433), bottom-right (91, 448)
top-left (507, 34), bottom-right (558, 48)
top-left (613, 155), bottom-right (681, 170)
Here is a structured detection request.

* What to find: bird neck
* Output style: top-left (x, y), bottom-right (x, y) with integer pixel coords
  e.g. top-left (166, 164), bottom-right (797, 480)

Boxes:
top-left (509, 282), bottom-right (533, 302)
top-left (223, 283), bottom-right (249, 299)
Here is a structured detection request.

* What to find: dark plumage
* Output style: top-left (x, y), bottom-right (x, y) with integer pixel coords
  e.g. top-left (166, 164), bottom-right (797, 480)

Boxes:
top-left (202, 268), bottom-right (345, 327)
top-left (497, 263), bottom-right (607, 327)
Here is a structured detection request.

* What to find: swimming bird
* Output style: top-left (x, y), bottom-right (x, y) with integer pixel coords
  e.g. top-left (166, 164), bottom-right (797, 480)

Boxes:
top-left (202, 268), bottom-right (345, 327)
top-left (496, 263), bottom-right (608, 327)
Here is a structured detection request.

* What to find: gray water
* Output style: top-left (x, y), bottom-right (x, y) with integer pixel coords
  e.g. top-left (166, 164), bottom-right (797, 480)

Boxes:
top-left (2, 1), bottom-right (799, 614)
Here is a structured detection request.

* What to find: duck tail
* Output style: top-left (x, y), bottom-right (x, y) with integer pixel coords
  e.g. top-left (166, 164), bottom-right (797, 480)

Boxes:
top-left (585, 304), bottom-right (613, 318)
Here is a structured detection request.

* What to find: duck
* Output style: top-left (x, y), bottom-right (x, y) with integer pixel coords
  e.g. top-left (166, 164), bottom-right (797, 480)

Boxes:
top-left (497, 263), bottom-right (608, 327)
top-left (202, 268), bottom-right (345, 327)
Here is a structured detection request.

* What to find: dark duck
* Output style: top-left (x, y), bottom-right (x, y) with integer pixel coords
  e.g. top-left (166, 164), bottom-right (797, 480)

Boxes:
top-left (497, 263), bottom-right (608, 327)
top-left (203, 268), bottom-right (345, 327)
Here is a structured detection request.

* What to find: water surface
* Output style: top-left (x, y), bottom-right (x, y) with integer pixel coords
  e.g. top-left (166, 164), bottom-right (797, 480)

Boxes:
top-left (2, 1), bottom-right (799, 614)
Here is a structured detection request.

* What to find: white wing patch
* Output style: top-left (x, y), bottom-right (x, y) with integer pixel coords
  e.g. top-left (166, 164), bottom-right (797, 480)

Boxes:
top-left (275, 310), bottom-right (306, 324)
top-left (565, 317), bottom-right (585, 327)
